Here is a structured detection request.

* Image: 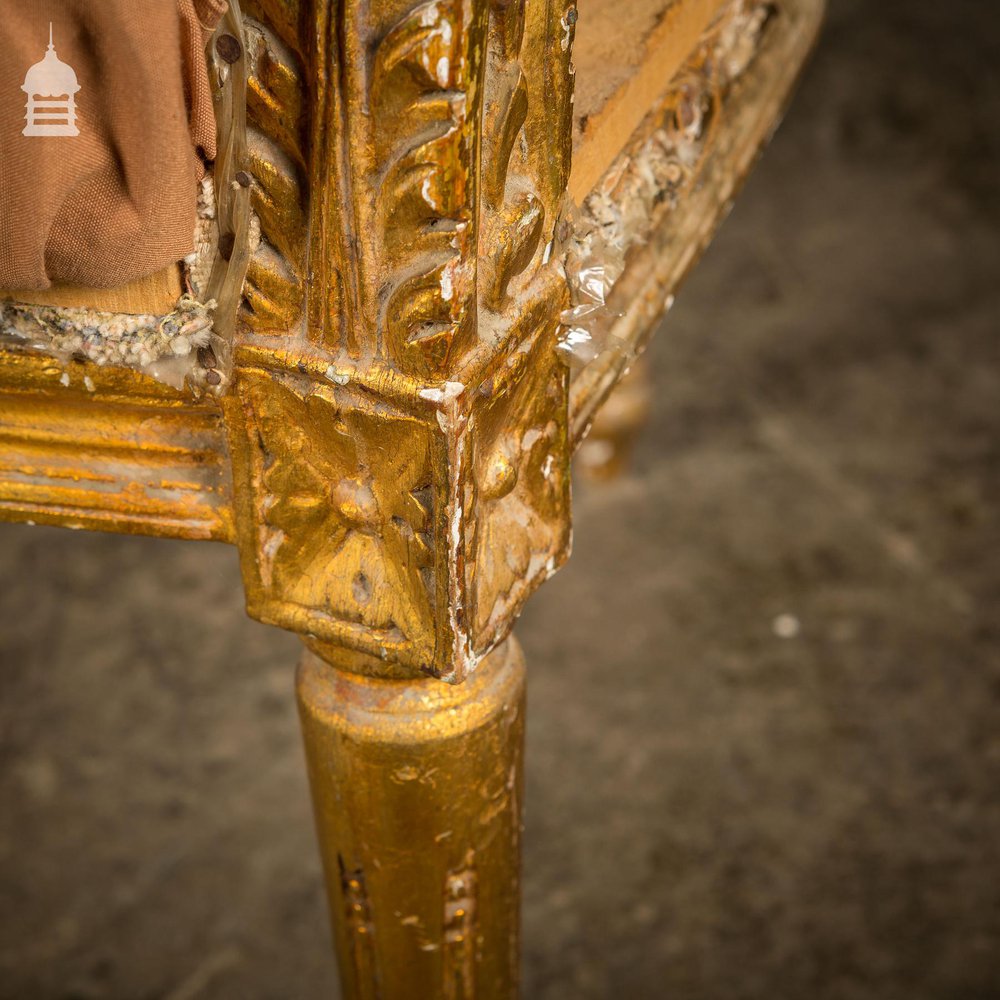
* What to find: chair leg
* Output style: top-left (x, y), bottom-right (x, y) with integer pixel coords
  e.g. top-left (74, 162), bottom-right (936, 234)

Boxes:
top-left (296, 637), bottom-right (526, 1000)
top-left (577, 356), bottom-right (653, 481)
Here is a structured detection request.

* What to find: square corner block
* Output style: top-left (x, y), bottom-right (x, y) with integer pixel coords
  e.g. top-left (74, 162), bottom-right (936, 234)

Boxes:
top-left (228, 329), bottom-right (570, 680)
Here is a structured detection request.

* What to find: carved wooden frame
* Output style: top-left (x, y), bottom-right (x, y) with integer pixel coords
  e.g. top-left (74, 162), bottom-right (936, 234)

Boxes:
top-left (0, 0), bottom-right (824, 684)
top-left (0, 0), bottom-right (824, 991)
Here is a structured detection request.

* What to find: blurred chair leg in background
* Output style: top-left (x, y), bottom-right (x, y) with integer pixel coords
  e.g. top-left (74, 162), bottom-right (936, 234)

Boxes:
top-left (577, 357), bottom-right (653, 481)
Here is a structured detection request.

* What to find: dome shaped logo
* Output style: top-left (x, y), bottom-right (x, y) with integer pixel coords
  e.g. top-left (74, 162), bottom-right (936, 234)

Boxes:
top-left (21, 23), bottom-right (81, 137)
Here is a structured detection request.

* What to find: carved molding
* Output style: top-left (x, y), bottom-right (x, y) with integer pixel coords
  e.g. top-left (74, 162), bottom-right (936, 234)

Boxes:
top-left (565, 0), bottom-right (824, 443)
top-left (226, 0), bottom-right (577, 679)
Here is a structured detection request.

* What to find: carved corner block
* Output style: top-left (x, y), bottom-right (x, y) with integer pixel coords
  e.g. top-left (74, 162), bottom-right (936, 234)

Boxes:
top-left (228, 313), bottom-right (570, 681)
top-left (228, 368), bottom-right (442, 667)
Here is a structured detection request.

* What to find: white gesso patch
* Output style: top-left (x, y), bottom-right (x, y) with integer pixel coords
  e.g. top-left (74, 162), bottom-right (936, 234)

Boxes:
top-left (560, 13), bottom-right (572, 51)
top-left (420, 2), bottom-right (439, 28)
top-left (440, 264), bottom-right (454, 301)
top-left (436, 55), bottom-right (450, 87)
top-left (521, 428), bottom-right (542, 452)
top-left (419, 381), bottom-right (465, 405)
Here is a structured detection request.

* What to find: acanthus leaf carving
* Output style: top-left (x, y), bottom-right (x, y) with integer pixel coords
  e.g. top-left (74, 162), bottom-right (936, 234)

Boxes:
top-left (362, 0), bottom-right (486, 376)
top-left (238, 1), bottom-right (313, 336)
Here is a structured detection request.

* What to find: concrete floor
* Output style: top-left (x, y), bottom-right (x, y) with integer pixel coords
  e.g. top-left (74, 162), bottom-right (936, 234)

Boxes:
top-left (2, 0), bottom-right (999, 997)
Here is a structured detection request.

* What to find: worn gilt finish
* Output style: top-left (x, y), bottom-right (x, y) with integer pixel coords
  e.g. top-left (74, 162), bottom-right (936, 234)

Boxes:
top-left (567, 0), bottom-right (825, 443)
top-left (227, 0), bottom-right (577, 681)
top-left (0, 0), bottom-right (823, 995)
top-left (0, 0), bottom-right (823, 675)
top-left (298, 636), bottom-right (525, 998)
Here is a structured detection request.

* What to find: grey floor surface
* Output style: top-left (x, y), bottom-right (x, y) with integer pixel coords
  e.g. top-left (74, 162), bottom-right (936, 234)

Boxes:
top-left (2, 0), bottom-right (999, 997)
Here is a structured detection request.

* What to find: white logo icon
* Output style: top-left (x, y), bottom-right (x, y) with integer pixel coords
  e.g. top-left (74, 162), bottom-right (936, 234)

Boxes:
top-left (22, 23), bottom-right (81, 137)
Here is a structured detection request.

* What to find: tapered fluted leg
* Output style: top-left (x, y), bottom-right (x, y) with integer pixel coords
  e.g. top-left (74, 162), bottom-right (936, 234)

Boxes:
top-left (297, 637), bottom-right (526, 1000)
